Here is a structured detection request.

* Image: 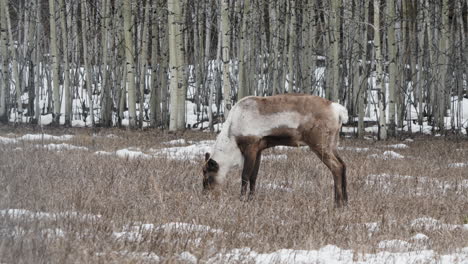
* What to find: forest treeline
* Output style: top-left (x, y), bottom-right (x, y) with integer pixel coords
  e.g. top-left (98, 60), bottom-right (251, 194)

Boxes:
top-left (0, 0), bottom-right (467, 139)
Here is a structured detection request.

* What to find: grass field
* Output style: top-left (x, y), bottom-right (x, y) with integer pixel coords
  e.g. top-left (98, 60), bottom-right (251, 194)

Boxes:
top-left (0, 125), bottom-right (467, 263)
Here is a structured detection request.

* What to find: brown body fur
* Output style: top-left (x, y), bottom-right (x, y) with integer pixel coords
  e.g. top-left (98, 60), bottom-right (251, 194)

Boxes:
top-left (204, 94), bottom-right (348, 207)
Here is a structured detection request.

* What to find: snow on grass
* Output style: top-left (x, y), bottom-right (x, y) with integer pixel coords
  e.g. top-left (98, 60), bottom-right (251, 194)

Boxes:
top-left (385, 143), bottom-right (409, 149)
top-left (115, 149), bottom-right (153, 159)
top-left (448, 163), bottom-right (468, 168)
top-left (377, 239), bottom-right (411, 250)
top-left (156, 222), bottom-right (224, 234)
top-left (163, 139), bottom-right (187, 145)
top-left (97, 251), bottom-right (161, 262)
top-left (20, 134), bottom-right (73, 141)
top-left (0, 134), bottom-right (74, 144)
top-left (113, 222), bottom-right (223, 242)
top-left (262, 154), bottom-right (288, 161)
top-left (40, 143), bottom-right (88, 151)
top-left (41, 228), bottom-right (66, 238)
top-left (411, 233), bottom-right (429, 241)
top-left (260, 183), bottom-right (293, 192)
top-left (338, 146), bottom-right (370, 152)
top-left (151, 141), bottom-right (213, 161)
top-left (178, 251), bottom-right (197, 264)
top-left (94, 150), bottom-right (114, 156)
top-left (113, 222), bottom-right (253, 243)
top-left (0, 136), bottom-right (18, 144)
top-left (342, 222), bottom-right (380, 237)
top-left (410, 217), bottom-right (468, 231)
top-left (273, 146), bottom-right (309, 151)
top-left (0, 209), bottom-right (101, 221)
top-left (368, 151), bottom-right (405, 159)
top-left (207, 244), bottom-right (468, 264)
top-left (366, 173), bottom-right (468, 195)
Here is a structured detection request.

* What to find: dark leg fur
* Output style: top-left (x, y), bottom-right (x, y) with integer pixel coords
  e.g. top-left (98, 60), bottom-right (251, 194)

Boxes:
top-left (334, 152), bottom-right (348, 203)
top-left (241, 150), bottom-right (257, 197)
top-left (249, 152), bottom-right (262, 197)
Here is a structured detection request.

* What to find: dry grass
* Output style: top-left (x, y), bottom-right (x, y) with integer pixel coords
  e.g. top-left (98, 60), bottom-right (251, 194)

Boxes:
top-left (0, 125), bottom-right (467, 263)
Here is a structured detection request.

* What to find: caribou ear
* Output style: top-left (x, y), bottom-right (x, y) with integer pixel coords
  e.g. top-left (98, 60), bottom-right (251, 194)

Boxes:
top-left (205, 152), bottom-right (210, 161)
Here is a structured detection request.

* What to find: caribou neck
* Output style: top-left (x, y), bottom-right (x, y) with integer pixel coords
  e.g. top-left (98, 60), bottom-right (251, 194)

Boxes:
top-left (211, 128), bottom-right (244, 182)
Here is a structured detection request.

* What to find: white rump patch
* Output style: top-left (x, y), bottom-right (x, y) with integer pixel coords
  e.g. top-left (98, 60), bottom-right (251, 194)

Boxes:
top-left (331, 102), bottom-right (349, 124)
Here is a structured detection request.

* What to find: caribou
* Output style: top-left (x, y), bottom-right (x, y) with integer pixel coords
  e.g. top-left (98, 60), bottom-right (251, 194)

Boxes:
top-left (202, 94), bottom-right (349, 207)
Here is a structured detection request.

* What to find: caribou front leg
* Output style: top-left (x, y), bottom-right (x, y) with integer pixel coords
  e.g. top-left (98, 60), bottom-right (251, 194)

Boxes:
top-left (240, 148), bottom-right (258, 199)
top-left (249, 152), bottom-right (262, 197)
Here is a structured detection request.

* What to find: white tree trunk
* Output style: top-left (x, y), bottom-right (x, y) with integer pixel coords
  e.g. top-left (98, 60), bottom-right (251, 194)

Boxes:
top-left (221, 0), bottom-right (232, 116)
top-left (387, 0), bottom-right (397, 136)
top-left (138, 0), bottom-right (150, 128)
top-left (59, 0), bottom-right (71, 126)
top-left (150, 2), bottom-right (161, 128)
top-left (168, 0), bottom-right (185, 131)
top-left (81, 0), bottom-right (94, 126)
top-left (237, 0), bottom-right (249, 100)
top-left (287, 0), bottom-right (296, 92)
top-left (374, 0), bottom-right (387, 140)
top-left (0, 0), bottom-right (8, 122)
top-left (3, 0), bottom-right (23, 120)
top-left (49, 0), bottom-right (60, 124)
top-left (100, 0), bottom-right (112, 127)
top-left (123, 0), bottom-right (137, 128)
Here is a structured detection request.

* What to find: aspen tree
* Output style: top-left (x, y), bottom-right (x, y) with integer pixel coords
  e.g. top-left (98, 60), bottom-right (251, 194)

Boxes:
top-left (101, 0), bottom-right (112, 127)
top-left (357, 0), bottom-right (369, 138)
top-left (329, 0), bottom-right (340, 101)
top-left (168, 0), bottom-right (185, 131)
top-left (3, 0), bottom-right (23, 120)
top-left (0, 0), bottom-right (8, 123)
top-left (150, 1), bottom-right (161, 127)
top-left (221, 0), bottom-right (232, 114)
top-left (138, 0), bottom-right (150, 128)
top-left (59, 0), bottom-right (71, 126)
top-left (123, 0), bottom-right (137, 128)
top-left (287, 0), bottom-right (296, 93)
top-left (387, 0), bottom-right (397, 136)
top-left (238, 0), bottom-right (249, 100)
top-left (374, 0), bottom-right (387, 140)
top-left (81, 0), bottom-right (95, 125)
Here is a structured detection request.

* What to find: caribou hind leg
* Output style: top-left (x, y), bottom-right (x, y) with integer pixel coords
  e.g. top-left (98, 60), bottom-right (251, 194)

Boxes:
top-left (311, 149), bottom-right (347, 207)
top-left (305, 128), bottom-right (348, 207)
top-left (334, 151), bottom-right (348, 203)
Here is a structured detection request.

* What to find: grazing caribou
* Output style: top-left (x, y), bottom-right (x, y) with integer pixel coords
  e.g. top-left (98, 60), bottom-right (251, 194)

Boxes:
top-left (202, 94), bottom-right (349, 207)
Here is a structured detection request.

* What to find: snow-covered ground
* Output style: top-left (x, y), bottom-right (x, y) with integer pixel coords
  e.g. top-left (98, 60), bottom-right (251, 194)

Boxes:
top-left (1, 208), bottom-right (467, 263)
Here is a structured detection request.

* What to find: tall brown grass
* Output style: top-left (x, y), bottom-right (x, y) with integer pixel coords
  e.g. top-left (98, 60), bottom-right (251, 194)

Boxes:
top-left (0, 125), bottom-right (467, 263)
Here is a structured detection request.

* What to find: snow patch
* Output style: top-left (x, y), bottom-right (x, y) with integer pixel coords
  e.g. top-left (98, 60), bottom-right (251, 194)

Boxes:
top-left (40, 143), bottom-right (88, 151)
top-left (411, 233), bottom-right (429, 241)
top-left (115, 149), bottom-right (152, 159)
top-left (20, 134), bottom-right (73, 141)
top-left (377, 239), bottom-right (411, 250)
top-left (163, 139), bottom-right (187, 145)
top-left (97, 251), bottom-right (161, 262)
top-left (448, 163), bottom-right (468, 168)
top-left (385, 143), bottom-right (409, 149)
top-left (338, 146), bottom-right (370, 152)
top-left (261, 183), bottom-right (293, 192)
top-left (0, 209), bottom-right (101, 221)
top-left (178, 251), bottom-right (197, 264)
top-left (262, 154), bottom-right (288, 161)
top-left (411, 217), bottom-right (468, 231)
top-left (368, 151), bottom-right (405, 159)
top-left (0, 136), bottom-right (18, 144)
top-left (207, 244), bottom-right (468, 264)
top-left (42, 228), bottom-right (66, 238)
top-left (152, 141), bottom-right (213, 161)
